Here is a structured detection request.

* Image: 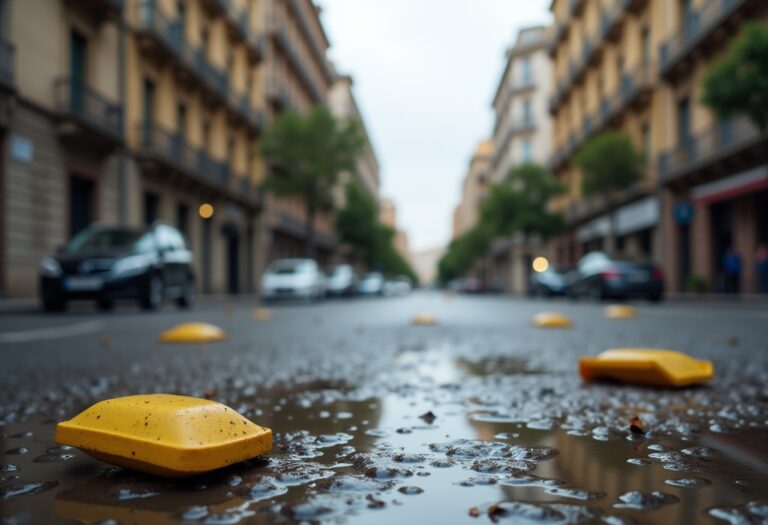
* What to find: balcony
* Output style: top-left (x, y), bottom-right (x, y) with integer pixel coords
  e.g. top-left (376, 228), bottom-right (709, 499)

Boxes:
top-left (54, 78), bottom-right (123, 153)
top-left (658, 117), bottom-right (766, 184)
top-left (65, 0), bottom-right (124, 21)
top-left (287, 0), bottom-right (334, 85)
top-left (237, 95), bottom-right (265, 133)
top-left (0, 39), bottom-right (15, 92)
top-left (492, 119), bottom-right (537, 170)
top-left (267, 81), bottom-right (294, 110)
top-left (135, 1), bottom-right (229, 104)
top-left (272, 25), bottom-right (324, 104)
top-left (659, 0), bottom-right (751, 80)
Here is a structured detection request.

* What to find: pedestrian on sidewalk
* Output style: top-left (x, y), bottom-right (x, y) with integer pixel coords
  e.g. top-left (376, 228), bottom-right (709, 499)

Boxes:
top-left (722, 247), bottom-right (742, 294)
top-left (756, 244), bottom-right (768, 294)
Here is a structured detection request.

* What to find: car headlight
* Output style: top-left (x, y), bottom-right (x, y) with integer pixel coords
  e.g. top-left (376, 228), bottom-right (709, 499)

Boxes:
top-left (112, 255), bottom-right (151, 277)
top-left (40, 257), bottom-right (62, 278)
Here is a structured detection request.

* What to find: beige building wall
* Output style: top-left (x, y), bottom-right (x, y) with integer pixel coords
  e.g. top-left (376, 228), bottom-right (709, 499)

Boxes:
top-left (328, 74), bottom-right (380, 205)
top-left (454, 140), bottom-right (492, 238)
top-left (491, 26), bottom-right (553, 183)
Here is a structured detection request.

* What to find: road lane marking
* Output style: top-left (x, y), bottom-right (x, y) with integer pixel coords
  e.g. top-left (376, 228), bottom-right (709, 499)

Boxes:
top-left (0, 320), bottom-right (104, 343)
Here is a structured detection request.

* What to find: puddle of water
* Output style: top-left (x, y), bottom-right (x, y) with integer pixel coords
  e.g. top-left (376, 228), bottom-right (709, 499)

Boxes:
top-left (2, 350), bottom-right (768, 524)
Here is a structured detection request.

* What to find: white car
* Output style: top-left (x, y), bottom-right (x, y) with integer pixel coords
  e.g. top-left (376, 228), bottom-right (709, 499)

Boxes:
top-left (383, 276), bottom-right (413, 297)
top-left (260, 259), bottom-right (325, 301)
top-left (325, 264), bottom-right (358, 297)
top-left (357, 272), bottom-right (384, 296)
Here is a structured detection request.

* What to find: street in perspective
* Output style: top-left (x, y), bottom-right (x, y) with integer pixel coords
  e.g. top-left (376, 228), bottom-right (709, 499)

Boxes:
top-left (2, 0), bottom-right (768, 524)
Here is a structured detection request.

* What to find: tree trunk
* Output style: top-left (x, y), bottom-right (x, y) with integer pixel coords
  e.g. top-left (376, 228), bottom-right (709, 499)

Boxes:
top-left (604, 191), bottom-right (617, 254)
top-left (305, 191), bottom-right (317, 261)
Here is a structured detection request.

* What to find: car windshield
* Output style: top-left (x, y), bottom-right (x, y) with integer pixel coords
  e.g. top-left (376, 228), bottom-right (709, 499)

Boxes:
top-left (66, 229), bottom-right (144, 254)
top-left (362, 273), bottom-right (381, 280)
top-left (269, 261), bottom-right (310, 275)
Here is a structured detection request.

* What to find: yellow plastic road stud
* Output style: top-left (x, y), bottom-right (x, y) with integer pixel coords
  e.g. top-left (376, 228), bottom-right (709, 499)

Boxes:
top-left (412, 313), bottom-right (437, 326)
top-left (580, 348), bottom-right (714, 388)
top-left (604, 304), bottom-right (637, 319)
top-left (159, 322), bottom-right (227, 343)
top-left (251, 307), bottom-right (272, 321)
top-left (531, 311), bottom-right (573, 328)
top-left (55, 394), bottom-right (272, 477)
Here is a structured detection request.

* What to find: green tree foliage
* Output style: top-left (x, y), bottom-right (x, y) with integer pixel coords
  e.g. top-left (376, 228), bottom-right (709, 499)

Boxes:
top-left (702, 21), bottom-right (768, 132)
top-left (261, 107), bottom-right (363, 257)
top-left (574, 131), bottom-right (644, 196)
top-left (438, 163), bottom-right (564, 283)
top-left (334, 181), bottom-right (418, 283)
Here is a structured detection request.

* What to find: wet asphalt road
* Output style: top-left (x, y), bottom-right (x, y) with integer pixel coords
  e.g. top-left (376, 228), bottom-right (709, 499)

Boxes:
top-left (1, 292), bottom-right (768, 524)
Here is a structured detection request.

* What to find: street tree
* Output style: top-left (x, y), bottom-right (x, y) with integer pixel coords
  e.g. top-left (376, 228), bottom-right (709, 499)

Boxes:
top-left (438, 164), bottom-right (564, 283)
top-left (261, 107), bottom-right (364, 258)
top-left (702, 21), bottom-right (768, 134)
top-left (334, 181), bottom-right (419, 283)
top-left (574, 131), bottom-right (644, 249)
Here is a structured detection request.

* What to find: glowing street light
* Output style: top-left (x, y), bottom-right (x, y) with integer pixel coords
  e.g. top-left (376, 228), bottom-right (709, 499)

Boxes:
top-left (532, 256), bottom-right (549, 273)
top-left (199, 203), bottom-right (214, 219)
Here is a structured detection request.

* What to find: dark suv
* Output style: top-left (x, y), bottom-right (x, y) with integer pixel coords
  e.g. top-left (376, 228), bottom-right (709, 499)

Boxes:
top-left (39, 223), bottom-right (194, 312)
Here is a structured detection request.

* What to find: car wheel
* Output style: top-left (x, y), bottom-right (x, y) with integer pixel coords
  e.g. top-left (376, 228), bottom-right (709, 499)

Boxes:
top-left (97, 299), bottom-right (114, 311)
top-left (589, 282), bottom-right (605, 302)
top-left (141, 274), bottom-right (163, 311)
top-left (176, 277), bottom-right (194, 309)
top-left (42, 299), bottom-right (66, 312)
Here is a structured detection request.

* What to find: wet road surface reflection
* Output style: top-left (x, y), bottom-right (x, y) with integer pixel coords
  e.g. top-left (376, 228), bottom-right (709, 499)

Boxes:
top-left (3, 350), bottom-right (768, 524)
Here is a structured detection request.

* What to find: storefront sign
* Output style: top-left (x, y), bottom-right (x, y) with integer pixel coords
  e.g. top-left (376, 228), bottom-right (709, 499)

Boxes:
top-left (615, 197), bottom-right (660, 235)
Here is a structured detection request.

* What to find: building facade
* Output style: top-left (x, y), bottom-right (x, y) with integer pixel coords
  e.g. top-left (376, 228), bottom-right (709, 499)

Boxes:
top-left (0, 0), bottom-right (341, 298)
top-left (548, 0), bottom-right (767, 293)
top-left (491, 26), bottom-right (553, 183)
top-left (379, 197), bottom-right (411, 264)
top-left (328, 74), bottom-right (380, 204)
top-left (452, 140), bottom-right (493, 239)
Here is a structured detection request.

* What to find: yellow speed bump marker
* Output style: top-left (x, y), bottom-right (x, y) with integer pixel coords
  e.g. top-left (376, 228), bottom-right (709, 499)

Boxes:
top-left (55, 394), bottom-right (272, 477)
top-left (159, 322), bottom-right (227, 343)
top-left (604, 304), bottom-right (637, 319)
top-left (531, 311), bottom-right (572, 328)
top-left (251, 307), bottom-right (272, 321)
top-left (580, 348), bottom-right (714, 388)
top-left (412, 313), bottom-right (437, 326)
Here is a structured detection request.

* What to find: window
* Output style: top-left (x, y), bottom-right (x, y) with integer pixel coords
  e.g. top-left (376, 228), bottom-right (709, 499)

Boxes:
top-left (176, 203), bottom-right (189, 236)
top-left (522, 98), bottom-right (533, 125)
top-left (522, 139), bottom-right (533, 162)
top-left (176, 103), bottom-right (187, 138)
top-left (143, 192), bottom-right (159, 226)
top-left (69, 30), bottom-right (87, 113)
top-left (521, 57), bottom-right (533, 84)
top-left (142, 78), bottom-right (155, 141)
top-left (641, 123), bottom-right (651, 162)
top-left (677, 97), bottom-right (691, 150)
top-left (641, 27), bottom-right (651, 67)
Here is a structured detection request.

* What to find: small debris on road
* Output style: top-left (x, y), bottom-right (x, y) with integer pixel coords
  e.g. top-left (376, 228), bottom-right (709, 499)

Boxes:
top-left (629, 415), bottom-right (646, 434)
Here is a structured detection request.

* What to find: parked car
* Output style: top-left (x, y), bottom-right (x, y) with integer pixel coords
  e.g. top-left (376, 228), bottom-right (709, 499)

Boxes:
top-left (529, 266), bottom-right (568, 297)
top-left (260, 259), bottom-right (325, 302)
top-left (325, 264), bottom-right (358, 297)
top-left (383, 276), bottom-right (412, 296)
top-left (459, 277), bottom-right (484, 294)
top-left (566, 251), bottom-right (664, 302)
top-left (39, 223), bottom-right (194, 312)
top-left (357, 272), bottom-right (385, 296)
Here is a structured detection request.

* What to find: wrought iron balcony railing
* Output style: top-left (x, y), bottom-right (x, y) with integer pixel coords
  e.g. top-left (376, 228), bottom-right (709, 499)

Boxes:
top-left (657, 117), bottom-right (763, 181)
top-left (659, 0), bottom-right (748, 77)
top-left (54, 77), bottom-right (123, 141)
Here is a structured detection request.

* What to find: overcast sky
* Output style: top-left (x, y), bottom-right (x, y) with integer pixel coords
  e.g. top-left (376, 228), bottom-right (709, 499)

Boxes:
top-left (317, 0), bottom-right (551, 252)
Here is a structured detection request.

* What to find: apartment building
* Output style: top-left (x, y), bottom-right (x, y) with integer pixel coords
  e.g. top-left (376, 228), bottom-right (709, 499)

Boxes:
top-left (0, 0), bottom-right (126, 298)
top-left (548, 0), bottom-right (767, 293)
top-left (0, 0), bottom-right (341, 298)
top-left (262, 0), bottom-right (336, 266)
top-left (453, 140), bottom-right (493, 238)
top-left (491, 26), bottom-right (553, 183)
top-left (328, 74), bottom-right (380, 203)
top-left (379, 197), bottom-right (411, 263)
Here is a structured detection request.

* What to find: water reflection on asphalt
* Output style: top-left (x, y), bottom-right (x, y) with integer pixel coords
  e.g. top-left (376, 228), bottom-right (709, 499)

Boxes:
top-left (2, 350), bottom-right (768, 524)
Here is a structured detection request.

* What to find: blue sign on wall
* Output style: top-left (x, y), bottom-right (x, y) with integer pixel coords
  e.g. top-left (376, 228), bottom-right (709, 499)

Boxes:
top-left (673, 201), bottom-right (694, 226)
